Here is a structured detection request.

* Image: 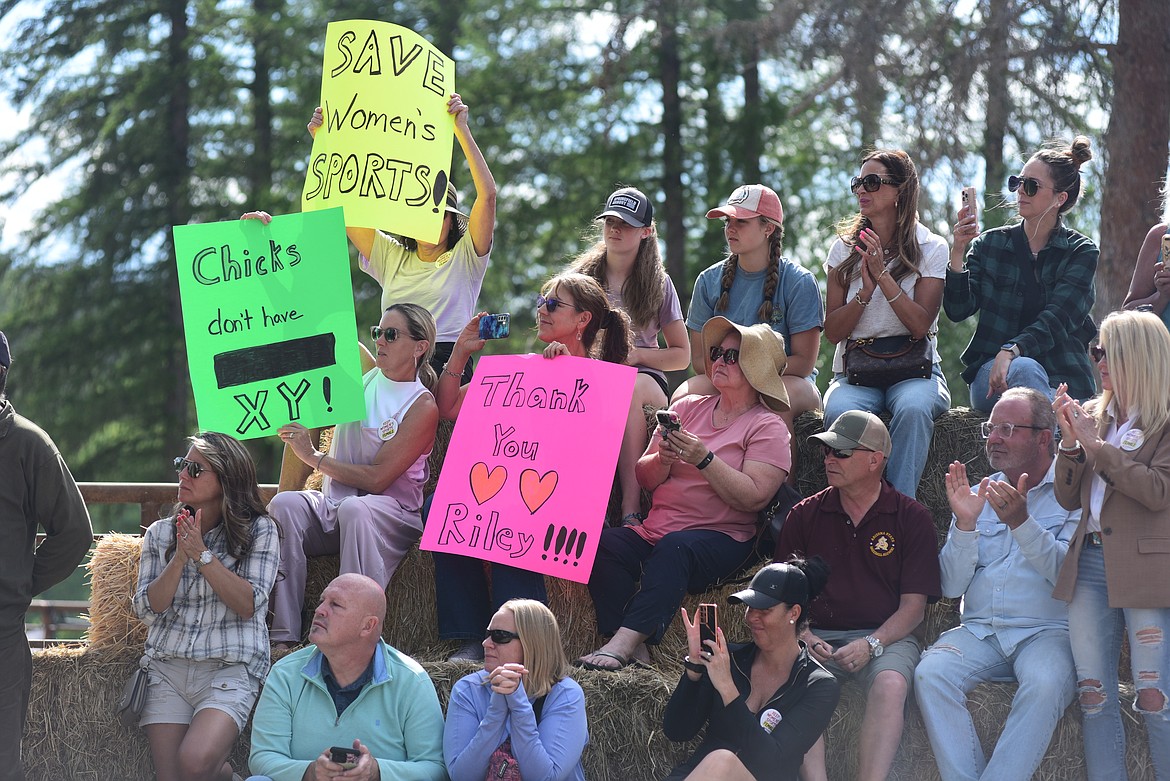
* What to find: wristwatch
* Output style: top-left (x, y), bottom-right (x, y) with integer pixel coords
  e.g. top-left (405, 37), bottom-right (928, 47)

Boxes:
top-left (864, 635), bottom-right (884, 658)
top-left (195, 549), bottom-right (214, 571)
top-left (1000, 343), bottom-right (1020, 359)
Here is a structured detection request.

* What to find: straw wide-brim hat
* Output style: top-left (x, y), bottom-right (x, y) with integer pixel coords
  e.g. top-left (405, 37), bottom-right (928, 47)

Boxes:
top-left (701, 317), bottom-right (790, 413)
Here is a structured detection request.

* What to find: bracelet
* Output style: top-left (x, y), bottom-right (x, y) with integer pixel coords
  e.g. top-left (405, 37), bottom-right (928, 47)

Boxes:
top-left (316, 452), bottom-right (327, 471)
top-left (441, 365), bottom-right (463, 380)
top-left (695, 451), bottom-right (715, 470)
top-left (1058, 440), bottom-right (1081, 453)
top-left (854, 292), bottom-right (870, 307)
top-left (683, 656), bottom-right (707, 674)
top-left (885, 288), bottom-right (904, 304)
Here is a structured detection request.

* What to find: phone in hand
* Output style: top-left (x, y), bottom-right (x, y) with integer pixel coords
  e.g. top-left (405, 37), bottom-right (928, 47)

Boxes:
top-left (330, 746), bottom-right (359, 770)
top-left (961, 186), bottom-right (977, 216)
top-left (698, 603), bottom-right (718, 648)
top-left (1161, 233), bottom-right (1170, 265)
top-left (478, 313), bottom-right (511, 340)
top-left (655, 409), bottom-right (681, 433)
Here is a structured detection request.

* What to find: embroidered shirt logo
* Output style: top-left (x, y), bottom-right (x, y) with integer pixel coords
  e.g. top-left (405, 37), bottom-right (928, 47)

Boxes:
top-left (869, 532), bottom-right (895, 557)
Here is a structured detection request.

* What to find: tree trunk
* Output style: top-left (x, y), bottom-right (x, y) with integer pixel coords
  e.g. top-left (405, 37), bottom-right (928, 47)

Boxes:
top-left (250, 0), bottom-right (276, 205)
top-left (980, 0), bottom-right (1012, 229)
top-left (164, 0), bottom-right (192, 443)
top-left (1097, 0), bottom-right (1170, 317)
top-left (657, 0), bottom-right (687, 291)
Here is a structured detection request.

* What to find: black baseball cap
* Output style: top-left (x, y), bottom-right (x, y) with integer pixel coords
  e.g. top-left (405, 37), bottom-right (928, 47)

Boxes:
top-left (597, 187), bottom-right (653, 228)
top-left (729, 563), bottom-right (809, 609)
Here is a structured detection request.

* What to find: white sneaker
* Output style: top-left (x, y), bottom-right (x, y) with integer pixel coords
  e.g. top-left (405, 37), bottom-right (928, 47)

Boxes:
top-left (448, 640), bottom-right (485, 662)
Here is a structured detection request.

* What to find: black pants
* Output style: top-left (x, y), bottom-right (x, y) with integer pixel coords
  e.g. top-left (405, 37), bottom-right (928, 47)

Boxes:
top-left (0, 631), bottom-right (31, 781)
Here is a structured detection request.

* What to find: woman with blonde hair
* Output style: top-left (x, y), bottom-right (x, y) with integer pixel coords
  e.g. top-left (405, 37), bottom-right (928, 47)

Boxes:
top-left (444, 599), bottom-right (588, 781)
top-left (1052, 309), bottom-right (1170, 780)
top-left (133, 432), bottom-right (281, 781)
top-left (570, 187), bottom-right (690, 525)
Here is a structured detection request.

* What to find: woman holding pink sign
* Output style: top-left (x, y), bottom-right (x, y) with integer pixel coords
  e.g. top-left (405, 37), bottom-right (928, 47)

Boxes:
top-left (432, 272), bottom-right (635, 661)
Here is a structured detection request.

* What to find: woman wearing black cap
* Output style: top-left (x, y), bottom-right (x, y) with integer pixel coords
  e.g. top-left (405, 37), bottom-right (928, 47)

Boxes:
top-left (662, 557), bottom-right (839, 780)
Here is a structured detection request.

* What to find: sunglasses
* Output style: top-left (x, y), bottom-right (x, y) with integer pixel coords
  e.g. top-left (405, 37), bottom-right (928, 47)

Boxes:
top-left (980, 422), bottom-right (1044, 439)
top-left (1089, 345), bottom-right (1107, 363)
top-left (485, 628), bottom-right (520, 645)
top-left (1007, 175), bottom-right (1056, 198)
top-left (536, 295), bottom-right (579, 313)
top-left (370, 326), bottom-right (405, 342)
top-left (850, 174), bottom-right (896, 193)
top-left (821, 444), bottom-right (872, 459)
top-left (173, 457), bottom-right (207, 479)
top-left (709, 346), bottom-right (740, 365)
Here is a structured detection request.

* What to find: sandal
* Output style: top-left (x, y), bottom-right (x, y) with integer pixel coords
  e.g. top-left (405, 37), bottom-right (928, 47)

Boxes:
top-left (576, 651), bottom-right (649, 672)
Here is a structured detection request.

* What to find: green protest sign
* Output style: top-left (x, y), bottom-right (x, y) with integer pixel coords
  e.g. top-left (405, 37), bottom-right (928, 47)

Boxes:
top-left (174, 208), bottom-right (365, 439)
top-left (302, 20), bottom-right (455, 243)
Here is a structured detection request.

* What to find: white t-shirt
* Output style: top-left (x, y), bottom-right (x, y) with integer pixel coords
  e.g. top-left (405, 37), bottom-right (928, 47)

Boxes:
top-left (365, 230), bottom-right (490, 341)
top-left (826, 222), bottom-right (948, 373)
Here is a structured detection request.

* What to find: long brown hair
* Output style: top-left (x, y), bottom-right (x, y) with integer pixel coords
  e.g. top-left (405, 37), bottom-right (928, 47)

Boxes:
top-left (714, 217), bottom-right (785, 323)
top-left (541, 272), bottom-right (634, 365)
top-left (833, 149), bottom-right (924, 288)
top-left (569, 223), bottom-right (666, 331)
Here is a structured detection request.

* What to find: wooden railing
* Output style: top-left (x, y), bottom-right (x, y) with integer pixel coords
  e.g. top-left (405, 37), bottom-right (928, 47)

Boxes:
top-left (27, 482), bottom-right (278, 648)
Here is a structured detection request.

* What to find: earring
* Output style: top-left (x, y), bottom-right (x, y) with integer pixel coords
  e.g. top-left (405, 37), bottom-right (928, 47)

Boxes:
top-left (576, 329), bottom-right (583, 342)
top-left (789, 619), bottom-right (795, 625)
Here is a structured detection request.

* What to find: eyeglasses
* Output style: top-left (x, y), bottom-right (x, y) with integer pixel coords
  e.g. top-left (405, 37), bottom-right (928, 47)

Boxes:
top-left (1007, 175), bottom-right (1056, 198)
top-left (370, 326), bottom-right (407, 342)
top-left (1089, 345), bottom-right (1107, 363)
top-left (536, 295), bottom-right (580, 313)
top-left (980, 422), bottom-right (1044, 439)
top-left (173, 457), bottom-right (207, 479)
top-left (821, 444), bottom-right (872, 459)
top-left (485, 628), bottom-right (520, 645)
top-left (709, 346), bottom-right (740, 365)
top-left (850, 174), bottom-right (896, 193)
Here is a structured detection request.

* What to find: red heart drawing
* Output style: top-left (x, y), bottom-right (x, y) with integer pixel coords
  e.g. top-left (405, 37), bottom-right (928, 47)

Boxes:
top-left (469, 462), bottom-right (507, 505)
top-left (519, 469), bottom-right (558, 514)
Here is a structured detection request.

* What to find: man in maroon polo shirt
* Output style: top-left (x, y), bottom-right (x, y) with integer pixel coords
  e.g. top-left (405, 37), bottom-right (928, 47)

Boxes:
top-left (775, 410), bottom-right (941, 781)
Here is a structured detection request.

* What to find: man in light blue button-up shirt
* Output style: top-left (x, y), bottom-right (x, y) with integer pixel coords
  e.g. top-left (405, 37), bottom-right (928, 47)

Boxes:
top-left (915, 388), bottom-right (1079, 781)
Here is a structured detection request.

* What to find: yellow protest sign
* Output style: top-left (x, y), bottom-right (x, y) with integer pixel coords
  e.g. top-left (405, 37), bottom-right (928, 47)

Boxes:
top-left (302, 20), bottom-right (455, 243)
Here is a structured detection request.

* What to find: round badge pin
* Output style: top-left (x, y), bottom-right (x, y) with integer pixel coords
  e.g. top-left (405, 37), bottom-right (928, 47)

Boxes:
top-left (759, 708), bottom-right (782, 733)
top-left (379, 418), bottom-right (398, 441)
top-left (1120, 429), bottom-right (1144, 451)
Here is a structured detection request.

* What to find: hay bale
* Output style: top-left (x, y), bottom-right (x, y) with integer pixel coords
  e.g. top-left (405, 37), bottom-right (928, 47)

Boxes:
top-left (85, 533), bottom-right (146, 650)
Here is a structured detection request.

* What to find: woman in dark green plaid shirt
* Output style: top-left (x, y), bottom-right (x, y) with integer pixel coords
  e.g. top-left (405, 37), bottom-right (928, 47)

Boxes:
top-left (945, 136), bottom-right (1098, 410)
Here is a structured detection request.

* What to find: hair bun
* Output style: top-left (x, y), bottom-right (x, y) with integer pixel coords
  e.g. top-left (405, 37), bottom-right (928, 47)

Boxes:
top-left (1070, 136), bottom-right (1093, 168)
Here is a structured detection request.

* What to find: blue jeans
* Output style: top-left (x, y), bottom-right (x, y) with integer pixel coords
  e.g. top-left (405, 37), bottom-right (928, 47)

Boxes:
top-left (1068, 544), bottom-right (1170, 781)
top-left (967, 357), bottom-right (1054, 413)
top-left (915, 626), bottom-right (1074, 781)
top-left (822, 364), bottom-right (950, 499)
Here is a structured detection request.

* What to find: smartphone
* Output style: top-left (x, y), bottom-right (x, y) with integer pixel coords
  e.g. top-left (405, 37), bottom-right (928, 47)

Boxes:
top-left (961, 186), bottom-right (977, 217)
top-left (330, 747), bottom-right (359, 770)
top-left (478, 313), bottom-right (511, 340)
top-left (1161, 233), bottom-right (1170, 264)
top-left (655, 409), bottom-right (681, 433)
top-left (698, 603), bottom-right (718, 648)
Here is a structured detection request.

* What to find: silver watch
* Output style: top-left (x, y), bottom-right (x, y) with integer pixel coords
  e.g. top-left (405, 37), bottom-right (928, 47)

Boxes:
top-left (195, 549), bottom-right (214, 570)
top-left (864, 635), bottom-right (884, 658)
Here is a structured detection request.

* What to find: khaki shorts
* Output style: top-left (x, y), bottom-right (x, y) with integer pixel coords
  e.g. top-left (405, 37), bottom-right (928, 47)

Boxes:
top-left (813, 628), bottom-right (921, 692)
top-left (140, 657), bottom-right (259, 732)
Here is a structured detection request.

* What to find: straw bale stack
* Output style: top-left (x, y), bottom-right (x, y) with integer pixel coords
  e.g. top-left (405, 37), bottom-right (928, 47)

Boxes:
top-left (85, 533), bottom-right (147, 650)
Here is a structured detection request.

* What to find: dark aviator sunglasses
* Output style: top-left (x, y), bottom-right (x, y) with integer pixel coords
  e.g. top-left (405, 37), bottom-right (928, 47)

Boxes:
top-left (485, 628), bottom-right (520, 644)
top-left (174, 457), bottom-right (207, 479)
top-left (1007, 175), bottom-right (1057, 198)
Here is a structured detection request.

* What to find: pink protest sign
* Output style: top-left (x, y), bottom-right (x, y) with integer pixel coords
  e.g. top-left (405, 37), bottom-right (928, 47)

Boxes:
top-left (421, 353), bottom-right (636, 583)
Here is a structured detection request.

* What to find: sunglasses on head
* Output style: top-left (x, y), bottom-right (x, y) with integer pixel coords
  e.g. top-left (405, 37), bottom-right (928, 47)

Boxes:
top-left (485, 628), bottom-right (520, 645)
top-left (173, 457), bottom-right (206, 479)
top-left (1007, 175), bottom-right (1055, 198)
top-left (370, 326), bottom-right (403, 342)
top-left (1089, 345), bottom-right (1107, 363)
top-left (821, 444), bottom-right (872, 459)
top-left (850, 174), bottom-right (896, 193)
top-left (536, 295), bottom-right (579, 313)
top-left (709, 346), bottom-right (740, 365)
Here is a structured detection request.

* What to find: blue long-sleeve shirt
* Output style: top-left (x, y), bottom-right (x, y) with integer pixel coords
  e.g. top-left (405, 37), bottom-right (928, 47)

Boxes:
top-left (939, 463), bottom-right (1079, 655)
top-left (444, 670), bottom-right (587, 781)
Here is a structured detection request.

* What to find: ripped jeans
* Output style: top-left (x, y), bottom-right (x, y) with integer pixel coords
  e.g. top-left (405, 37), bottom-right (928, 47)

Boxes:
top-left (1068, 543), bottom-right (1170, 781)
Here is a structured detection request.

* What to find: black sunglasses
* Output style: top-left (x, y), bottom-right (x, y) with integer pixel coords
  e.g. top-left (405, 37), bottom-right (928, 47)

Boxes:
top-left (709, 346), bottom-right (740, 365)
top-left (370, 326), bottom-right (403, 342)
top-left (850, 174), bottom-right (896, 193)
top-left (1090, 345), bottom-right (1107, 363)
top-left (821, 444), bottom-right (872, 459)
top-left (485, 628), bottom-right (520, 645)
top-left (174, 457), bottom-right (206, 479)
top-left (536, 295), bottom-right (579, 313)
top-left (1007, 175), bottom-right (1055, 198)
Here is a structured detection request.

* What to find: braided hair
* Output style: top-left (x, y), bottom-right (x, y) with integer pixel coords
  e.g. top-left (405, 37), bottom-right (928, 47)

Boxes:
top-left (714, 217), bottom-right (785, 322)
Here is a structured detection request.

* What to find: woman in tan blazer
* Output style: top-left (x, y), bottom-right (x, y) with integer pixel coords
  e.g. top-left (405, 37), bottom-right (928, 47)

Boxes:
top-left (1051, 309), bottom-right (1170, 781)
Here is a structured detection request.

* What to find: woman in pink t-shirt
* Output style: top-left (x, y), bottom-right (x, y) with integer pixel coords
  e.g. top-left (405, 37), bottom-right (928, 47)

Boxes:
top-left (578, 317), bottom-right (791, 670)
